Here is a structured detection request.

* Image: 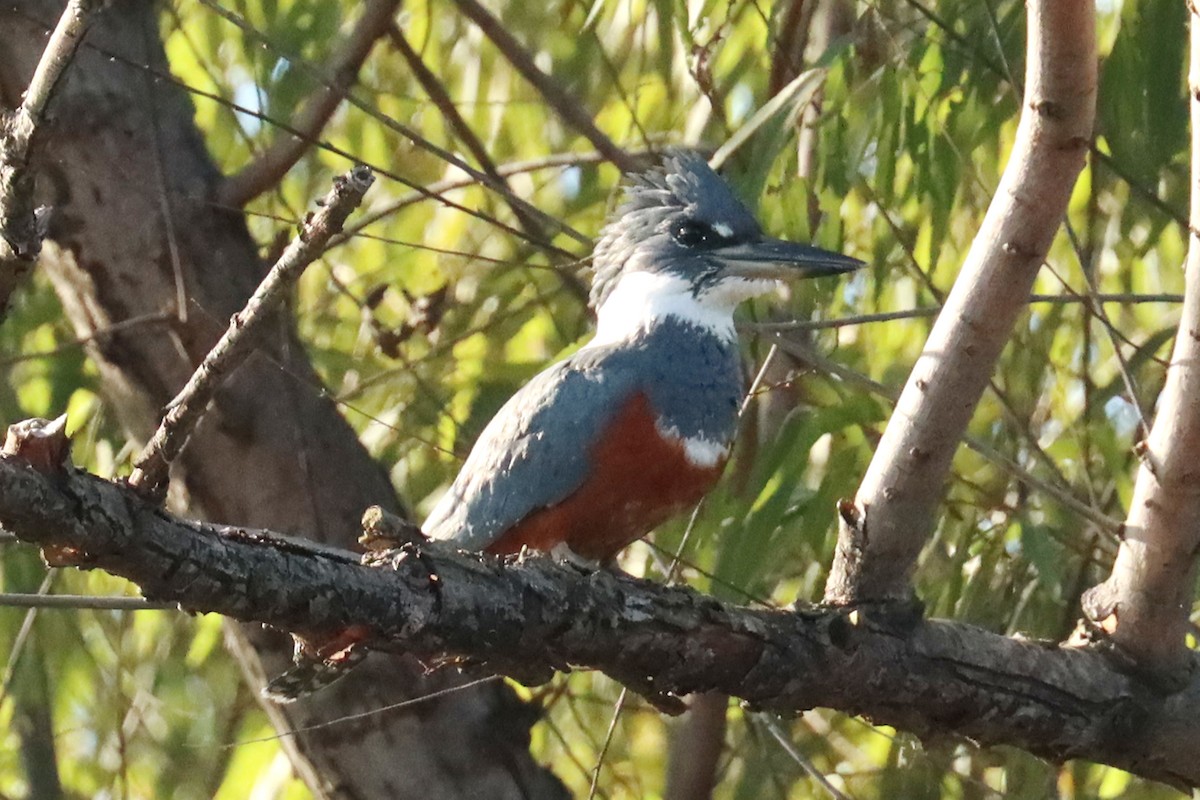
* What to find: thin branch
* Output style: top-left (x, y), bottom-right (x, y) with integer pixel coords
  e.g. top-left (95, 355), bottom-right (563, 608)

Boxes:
top-left (2, 0), bottom-right (599, 259)
top-left (387, 23), bottom-right (535, 233)
top-left (218, 0), bottom-right (400, 207)
top-left (1079, 8), bottom-right (1200, 681)
top-left (447, 0), bottom-right (642, 174)
top-left (384, 23), bottom-right (589, 301)
top-left (0, 571), bottom-right (51, 711)
top-left (2, 447), bottom-right (1200, 790)
top-left (760, 716), bottom-right (852, 800)
top-left (0, 0), bottom-right (96, 315)
top-left (588, 687), bottom-right (627, 800)
top-left (127, 166), bottom-right (374, 497)
top-left (824, 0), bottom-right (1096, 605)
top-left (196, 0), bottom-right (589, 250)
top-left (0, 310), bottom-right (172, 367)
top-left (0, 593), bottom-right (175, 610)
top-left (751, 294), bottom-right (1185, 333)
top-left (327, 150), bottom-right (651, 252)
top-left (768, 334), bottom-right (1123, 540)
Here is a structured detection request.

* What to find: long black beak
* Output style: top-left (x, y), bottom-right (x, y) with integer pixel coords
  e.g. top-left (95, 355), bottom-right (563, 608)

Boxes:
top-left (714, 236), bottom-right (864, 279)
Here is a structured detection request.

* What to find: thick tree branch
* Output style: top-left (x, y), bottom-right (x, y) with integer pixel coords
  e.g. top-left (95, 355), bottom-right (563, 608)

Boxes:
top-left (824, 0), bottom-right (1096, 604)
top-left (127, 166), bottom-right (374, 497)
top-left (217, 0), bottom-right (398, 208)
top-left (0, 0), bottom-right (94, 316)
top-left (1080, 8), bottom-right (1200, 681)
top-left (3, 446), bottom-right (1200, 791)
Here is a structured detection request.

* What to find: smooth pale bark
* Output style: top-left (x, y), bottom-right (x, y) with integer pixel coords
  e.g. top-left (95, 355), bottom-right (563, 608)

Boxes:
top-left (0, 2), bottom-right (563, 797)
top-left (825, 0), bottom-right (1096, 604)
top-left (1081, 8), bottom-right (1200, 681)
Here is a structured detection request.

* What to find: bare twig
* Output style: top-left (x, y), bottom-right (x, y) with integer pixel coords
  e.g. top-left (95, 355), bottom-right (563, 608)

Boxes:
top-left (751, 294), bottom-right (1185, 333)
top-left (448, 0), bottom-right (641, 173)
top-left (0, 310), bottom-right (172, 367)
top-left (768, 335), bottom-right (1123, 539)
top-left (0, 593), bottom-right (175, 610)
top-left (218, 0), bottom-right (399, 207)
top-left (127, 167), bottom-right (374, 497)
top-left (760, 716), bottom-right (852, 800)
top-left (823, 0), bottom-right (1096, 605)
top-left (1079, 8), bottom-right (1200, 682)
top-left (4, 448), bottom-right (1200, 789)
top-left (0, 0), bottom-right (96, 315)
top-left (588, 687), bottom-right (628, 800)
top-left (0, 571), bottom-right (51, 711)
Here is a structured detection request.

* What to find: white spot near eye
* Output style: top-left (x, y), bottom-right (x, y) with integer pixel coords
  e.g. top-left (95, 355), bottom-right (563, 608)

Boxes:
top-left (712, 222), bottom-right (734, 238)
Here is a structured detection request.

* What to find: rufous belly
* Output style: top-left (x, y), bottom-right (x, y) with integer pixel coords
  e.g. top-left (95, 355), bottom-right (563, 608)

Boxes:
top-left (486, 392), bottom-right (728, 560)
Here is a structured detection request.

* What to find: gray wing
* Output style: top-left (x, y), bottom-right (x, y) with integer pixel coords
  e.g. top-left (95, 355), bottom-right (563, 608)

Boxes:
top-left (422, 347), bottom-right (639, 550)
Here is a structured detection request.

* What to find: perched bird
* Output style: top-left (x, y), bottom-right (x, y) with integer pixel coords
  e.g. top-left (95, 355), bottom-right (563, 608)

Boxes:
top-left (263, 151), bottom-right (860, 701)
top-left (422, 151), bottom-right (862, 561)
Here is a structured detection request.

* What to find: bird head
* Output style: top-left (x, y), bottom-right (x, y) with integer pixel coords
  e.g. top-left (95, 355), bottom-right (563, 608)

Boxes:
top-left (589, 152), bottom-right (862, 341)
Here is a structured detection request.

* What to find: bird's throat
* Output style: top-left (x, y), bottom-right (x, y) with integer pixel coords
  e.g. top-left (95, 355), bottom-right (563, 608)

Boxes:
top-left (588, 270), bottom-right (744, 348)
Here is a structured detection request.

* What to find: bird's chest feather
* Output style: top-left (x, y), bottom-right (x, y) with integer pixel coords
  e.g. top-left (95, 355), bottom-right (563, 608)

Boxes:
top-left (486, 391), bottom-right (731, 560)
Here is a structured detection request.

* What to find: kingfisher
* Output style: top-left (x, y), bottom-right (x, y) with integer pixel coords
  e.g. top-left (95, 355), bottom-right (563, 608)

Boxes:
top-left (422, 151), bottom-right (862, 561)
top-left (263, 152), bottom-right (861, 701)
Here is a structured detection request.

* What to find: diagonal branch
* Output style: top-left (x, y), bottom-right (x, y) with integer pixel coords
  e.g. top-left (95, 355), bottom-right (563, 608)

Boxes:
top-left (2, 442), bottom-right (1200, 790)
top-left (127, 166), bottom-right (374, 498)
top-left (823, 0), bottom-right (1096, 604)
top-left (447, 0), bottom-right (642, 174)
top-left (385, 23), bottom-right (591, 302)
top-left (0, 0), bottom-right (96, 317)
top-left (1079, 7), bottom-right (1200, 682)
top-left (217, 0), bottom-right (399, 208)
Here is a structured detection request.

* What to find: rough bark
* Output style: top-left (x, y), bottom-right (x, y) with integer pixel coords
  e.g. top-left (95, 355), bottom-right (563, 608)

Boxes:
top-left (824, 0), bottom-right (1097, 604)
top-left (3, 450), bottom-right (1200, 792)
top-left (0, 2), bottom-right (563, 798)
top-left (0, 0), bottom-right (94, 316)
top-left (1080, 5), bottom-right (1200, 682)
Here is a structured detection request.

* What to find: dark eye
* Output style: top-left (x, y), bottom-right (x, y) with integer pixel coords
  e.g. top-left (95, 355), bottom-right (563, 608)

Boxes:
top-left (671, 220), bottom-right (716, 248)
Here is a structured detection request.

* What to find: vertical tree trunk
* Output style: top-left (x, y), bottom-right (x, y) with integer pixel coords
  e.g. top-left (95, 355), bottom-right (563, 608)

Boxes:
top-left (0, 2), bottom-right (564, 797)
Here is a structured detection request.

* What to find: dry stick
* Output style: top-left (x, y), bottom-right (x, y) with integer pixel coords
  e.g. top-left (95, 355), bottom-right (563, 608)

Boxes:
top-left (823, 0), bottom-right (1096, 605)
top-left (218, 0), bottom-right (399, 208)
top-left (0, 0), bottom-right (96, 314)
top-left (1079, 11), bottom-right (1200, 681)
top-left (448, 0), bottom-right (642, 174)
top-left (127, 167), bottom-right (375, 497)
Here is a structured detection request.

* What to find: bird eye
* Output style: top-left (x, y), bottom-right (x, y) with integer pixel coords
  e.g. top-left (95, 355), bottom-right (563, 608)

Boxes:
top-left (671, 221), bottom-right (716, 248)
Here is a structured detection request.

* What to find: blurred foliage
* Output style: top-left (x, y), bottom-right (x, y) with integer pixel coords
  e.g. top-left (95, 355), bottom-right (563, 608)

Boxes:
top-left (0, 0), bottom-right (1193, 797)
